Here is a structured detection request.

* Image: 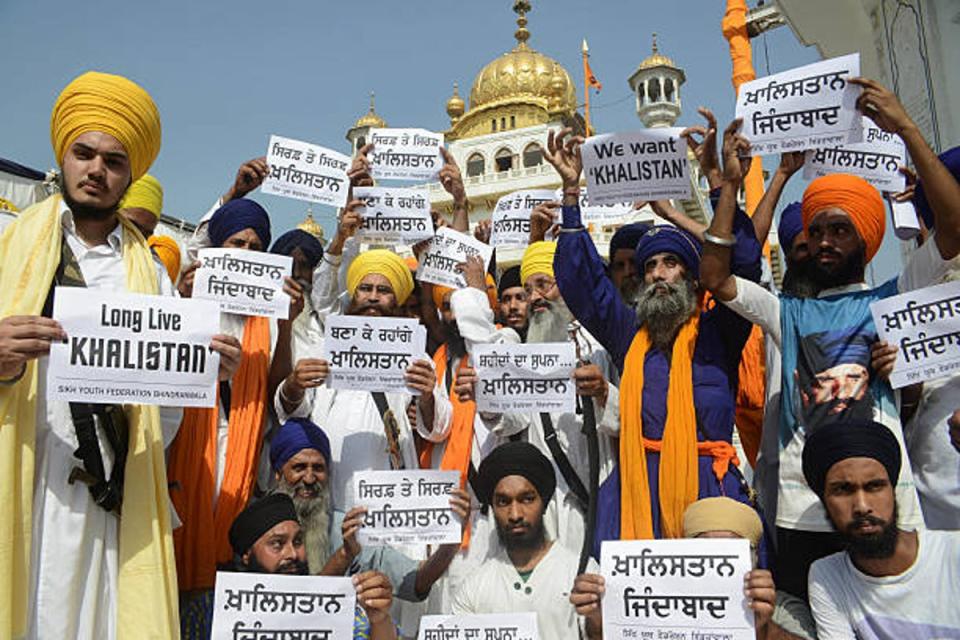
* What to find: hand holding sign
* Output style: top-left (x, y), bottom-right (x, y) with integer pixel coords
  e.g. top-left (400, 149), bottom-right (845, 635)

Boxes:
top-left (529, 200), bottom-right (561, 244)
top-left (721, 119), bottom-right (752, 183)
top-left (211, 333), bottom-right (242, 381)
top-left (570, 573), bottom-right (606, 639)
top-left (225, 156), bottom-right (269, 202)
top-left (744, 570), bottom-right (776, 634)
top-left (0, 315), bottom-right (66, 379)
top-left (353, 571), bottom-right (394, 628)
top-left (348, 142), bottom-right (375, 188)
top-left (850, 77), bottom-right (915, 136)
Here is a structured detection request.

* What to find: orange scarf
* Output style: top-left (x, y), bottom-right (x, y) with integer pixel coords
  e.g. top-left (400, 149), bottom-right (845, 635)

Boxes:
top-left (735, 325), bottom-right (766, 466)
top-left (619, 315), bottom-right (700, 539)
top-left (420, 343), bottom-right (474, 548)
top-left (168, 315), bottom-right (270, 590)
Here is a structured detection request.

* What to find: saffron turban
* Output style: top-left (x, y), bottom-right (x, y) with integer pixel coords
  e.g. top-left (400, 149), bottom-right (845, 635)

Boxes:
top-left (346, 249), bottom-right (414, 305)
top-left (914, 145), bottom-right (960, 230)
top-left (208, 198), bottom-right (272, 249)
top-left (405, 256), bottom-right (419, 271)
top-left (270, 418), bottom-right (331, 472)
top-left (683, 497), bottom-right (763, 547)
top-left (777, 201), bottom-right (803, 252)
top-left (433, 284), bottom-right (455, 310)
top-left (801, 174), bottom-right (885, 264)
top-left (497, 265), bottom-right (522, 296)
top-left (609, 222), bottom-right (652, 258)
top-left (120, 174), bottom-right (163, 218)
top-left (802, 421), bottom-right (901, 499)
top-left (476, 441), bottom-right (556, 507)
top-left (270, 229), bottom-right (324, 269)
top-left (520, 241), bottom-right (557, 284)
top-left (148, 235), bottom-right (181, 283)
top-left (228, 494), bottom-right (298, 557)
top-left (50, 71), bottom-right (161, 182)
top-left (634, 225), bottom-right (703, 278)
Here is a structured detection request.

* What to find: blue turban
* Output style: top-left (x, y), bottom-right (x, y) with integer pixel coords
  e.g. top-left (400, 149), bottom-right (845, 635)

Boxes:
top-left (208, 198), bottom-right (272, 249)
top-left (633, 225), bottom-right (703, 278)
top-left (914, 145), bottom-right (960, 230)
top-left (609, 222), bottom-right (652, 258)
top-left (777, 202), bottom-right (803, 252)
top-left (270, 229), bottom-right (324, 269)
top-left (270, 418), bottom-right (332, 472)
top-left (802, 327), bottom-right (873, 375)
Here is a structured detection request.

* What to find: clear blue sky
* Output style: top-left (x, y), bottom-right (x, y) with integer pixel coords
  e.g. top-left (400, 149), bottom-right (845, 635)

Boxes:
top-left (1, 0), bottom-right (904, 282)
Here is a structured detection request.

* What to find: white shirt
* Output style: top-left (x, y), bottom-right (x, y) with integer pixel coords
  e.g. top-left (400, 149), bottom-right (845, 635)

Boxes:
top-left (451, 541), bottom-right (596, 640)
top-left (27, 204), bottom-right (180, 640)
top-left (808, 529), bottom-right (960, 639)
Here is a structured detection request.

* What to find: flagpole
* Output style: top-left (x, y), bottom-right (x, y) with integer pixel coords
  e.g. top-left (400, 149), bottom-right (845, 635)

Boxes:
top-left (581, 38), bottom-right (592, 135)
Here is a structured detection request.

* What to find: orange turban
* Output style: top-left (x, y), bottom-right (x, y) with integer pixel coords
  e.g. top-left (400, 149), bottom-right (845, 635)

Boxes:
top-left (148, 235), bottom-right (181, 283)
top-left (51, 71), bottom-right (162, 182)
top-left (801, 174), bottom-right (885, 264)
top-left (432, 285), bottom-right (454, 310)
top-left (484, 273), bottom-right (497, 310)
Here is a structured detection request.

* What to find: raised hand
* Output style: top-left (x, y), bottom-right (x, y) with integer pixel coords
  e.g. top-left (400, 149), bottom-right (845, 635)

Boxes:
top-left (681, 107), bottom-right (721, 187)
top-left (530, 200), bottom-right (561, 243)
top-left (224, 157), bottom-right (269, 202)
top-left (457, 255), bottom-right (487, 292)
top-left (348, 143), bottom-right (375, 188)
top-left (439, 148), bottom-right (466, 206)
top-left (545, 128), bottom-right (584, 188)
top-left (721, 118), bottom-right (752, 183)
top-left (282, 276), bottom-right (305, 321)
top-left (849, 77), bottom-right (916, 136)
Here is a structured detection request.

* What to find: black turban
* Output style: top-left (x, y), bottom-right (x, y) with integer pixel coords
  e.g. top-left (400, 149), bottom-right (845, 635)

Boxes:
top-left (802, 421), bottom-right (902, 498)
top-left (497, 265), bottom-right (522, 296)
top-left (609, 222), bottom-right (652, 258)
top-left (229, 493), bottom-right (299, 556)
top-left (476, 441), bottom-right (556, 507)
top-left (270, 229), bottom-right (324, 270)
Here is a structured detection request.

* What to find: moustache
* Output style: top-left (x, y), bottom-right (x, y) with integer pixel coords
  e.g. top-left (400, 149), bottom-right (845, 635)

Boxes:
top-left (530, 299), bottom-right (551, 312)
top-left (846, 514), bottom-right (886, 533)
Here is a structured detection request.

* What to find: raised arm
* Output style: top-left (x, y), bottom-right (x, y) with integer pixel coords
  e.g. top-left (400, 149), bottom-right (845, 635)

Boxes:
top-left (681, 107), bottom-right (724, 191)
top-left (439, 148), bottom-right (469, 232)
top-left (751, 151), bottom-right (805, 244)
top-left (645, 199), bottom-right (707, 242)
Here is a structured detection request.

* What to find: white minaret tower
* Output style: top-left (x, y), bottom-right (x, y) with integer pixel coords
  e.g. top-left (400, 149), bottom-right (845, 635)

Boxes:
top-left (628, 33), bottom-right (686, 128)
top-left (345, 91), bottom-right (387, 155)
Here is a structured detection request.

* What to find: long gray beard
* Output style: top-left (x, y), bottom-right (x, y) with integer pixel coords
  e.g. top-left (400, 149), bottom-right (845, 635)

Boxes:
top-left (275, 478), bottom-right (332, 574)
top-left (634, 279), bottom-right (698, 351)
top-left (526, 297), bottom-right (574, 344)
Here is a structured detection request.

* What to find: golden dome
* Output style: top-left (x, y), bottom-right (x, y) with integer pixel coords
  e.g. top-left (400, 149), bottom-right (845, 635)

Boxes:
top-left (467, 1), bottom-right (577, 114)
top-left (639, 33), bottom-right (678, 70)
top-left (297, 209), bottom-right (324, 240)
top-left (446, 82), bottom-right (465, 122)
top-left (353, 92), bottom-right (387, 129)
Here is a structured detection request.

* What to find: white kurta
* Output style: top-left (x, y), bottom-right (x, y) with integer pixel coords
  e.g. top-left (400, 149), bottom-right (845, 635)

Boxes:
top-left (26, 206), bottom-right (180, 640)
top-left (451, 541), bottom-right (597, 640)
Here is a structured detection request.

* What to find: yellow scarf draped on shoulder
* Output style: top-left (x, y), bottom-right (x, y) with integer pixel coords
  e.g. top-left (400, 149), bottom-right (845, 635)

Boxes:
top-left (0, 195), bottom-right (178, 638)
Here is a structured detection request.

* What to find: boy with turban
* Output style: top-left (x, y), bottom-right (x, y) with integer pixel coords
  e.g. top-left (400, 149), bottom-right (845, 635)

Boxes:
top-left (700, 82), bottom-right (960, 626)
top-left (0, 71), bottom-right (242, 640)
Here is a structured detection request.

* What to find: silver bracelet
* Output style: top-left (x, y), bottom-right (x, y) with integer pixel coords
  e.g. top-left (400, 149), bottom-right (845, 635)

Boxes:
top-left (558, 226), bottom-right (586, 234)
top-left (279, 380), bottom-right (303, 405)
top-left (703, 231), bottom-right (737, 247)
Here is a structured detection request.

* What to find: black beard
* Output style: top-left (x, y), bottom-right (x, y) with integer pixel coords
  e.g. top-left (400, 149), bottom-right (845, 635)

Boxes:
top-left (62, 186), bottom-right (119, 222)
top-left (834, 504), bottom-right (900, 560)
top-left (496, 514), bottom-right (546, 551)
top-left (618, 275), bottom-right (643, 308)
top-left (444, 321), bottom-right (468, 359)
top-left (244, 553), bottom-right (309, 575)
top-left (635, 277), bottom-right (697, 351)
top-left (782, 258), bottom-right (820, 298)
top-left (346, 299), bottom-right (396, 317)
top-left (810, 245), bottom-right (866, 290)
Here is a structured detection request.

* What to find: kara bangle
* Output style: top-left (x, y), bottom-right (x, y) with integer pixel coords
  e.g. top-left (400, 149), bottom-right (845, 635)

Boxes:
top-left (279, 379), bottom-right (303, 405)
top-left (703, 231), bottom-right (737, 247)
top-left (562, 187), bottom-right (581, 198)
top-left (558, 226), bottom-right (586, 234)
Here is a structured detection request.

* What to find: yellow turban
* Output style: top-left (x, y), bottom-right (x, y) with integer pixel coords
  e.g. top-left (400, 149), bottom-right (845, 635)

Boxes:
top-left (682, 497), bottom-right (763, 547)
top-left (148, 235), bottom-right (181, 283)
top-left (51, 71), bottom-right (161, 182)
top-left (347, 249), bottom-right (415, 305)
top-left (120, 174), bottom-right (163, 218)
top-left (520, 240), bottom-right (557, 284)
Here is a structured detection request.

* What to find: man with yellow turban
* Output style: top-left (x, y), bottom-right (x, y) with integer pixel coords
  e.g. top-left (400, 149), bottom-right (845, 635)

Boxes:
top-left (148, 234), bottom-right (181, 284)
top-left (119, 173), bottom-right (163, 237)
top-left (700, 80), bottom-right (960, 632)
top-left (0, 71), bottom-right (242, 640)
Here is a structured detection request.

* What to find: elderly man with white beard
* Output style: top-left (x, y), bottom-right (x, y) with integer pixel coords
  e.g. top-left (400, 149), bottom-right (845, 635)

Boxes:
top-left (455, 241), bottom-right (621, 557)
top-left (268, 418), bottom-right (470, 604)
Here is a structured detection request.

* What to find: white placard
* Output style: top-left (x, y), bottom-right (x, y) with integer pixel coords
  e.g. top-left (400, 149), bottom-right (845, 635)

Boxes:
top-left (369, 128), bottom-right (444, 181)
top-left (48, 288), bottom-right (219, 408)
top-left (321, 315), bottom-right (427, 395)
top-left (890, 199), bottom-right (922, 241)
top-left (736, 53), bottom-right (863, 155)
top-left (473, 342), bottom-right (577, 414)
top-left (418, 613), bottom-right (539, 640)
top-left (211, 572), bottom-right (355, 640)
top-left (554, 187), bottom-right (636, 226)
top-left (581, 128), bottom-right (691, 206)
top-left (354, 186), bottom-right (433, 245)
top-left (262, 134), bottom-right (350, 207)
top-left (601, 539), bottom-right (755, 640)
top-left (417, 227), bottom-right (494, 289)
top-left (804, 123), bottom-right (907, 191)
top-left (353, 469), bottom-right (461, 546)
top-left (490, 189), bottom-right (557, 248)
top-left (194, 248), bottom-right (292, 319)
top-left (870, 280), bottom-right (960, 388)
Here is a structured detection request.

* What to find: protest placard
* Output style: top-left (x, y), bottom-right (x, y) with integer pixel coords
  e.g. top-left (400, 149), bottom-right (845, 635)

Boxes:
top-left (353, 186), bottom-right (433, 245)
top-left (417, 227), bottom-right (494, 289)
top-left (490, 189), bottom-right (557, 248)
top-left (473, 343), bottom-right (577, 414)
top-left (369, 128), bottom-right (444, 181)
top-left (353, 469), bottom-right (461, 546)
top-left (804, 123), bottom-right (907, 191)
top-left (601, 539), bottom-right (755, 640)
top-left (321, 315), bottom-right (427, 395)
top-left (261, 134), bottom-right (351, 207)
top-left (193, 248), bottom-right (292, 320)
top-left (211, 572), bottom-right (355, 640)
top-left (418, 613), bottom-right (539, 640)
top-left (890, 199), bottom-right (921, 240)
top-left (554, 187), bottom-right (636, 227)
top-left (47, 288), bottom-right (219, 408)
top-left (870, 280), bottom-right (960, 388)
top-left (581, 128), bottom-right (691, 206)
top-left (736, 53), bottom-right (863, 155)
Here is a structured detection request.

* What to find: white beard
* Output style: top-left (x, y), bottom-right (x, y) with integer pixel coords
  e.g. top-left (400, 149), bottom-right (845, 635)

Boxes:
top-left (275, 478), bottom-right (332, 574)
top-left (526, 297), bottom-right (574, 344)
